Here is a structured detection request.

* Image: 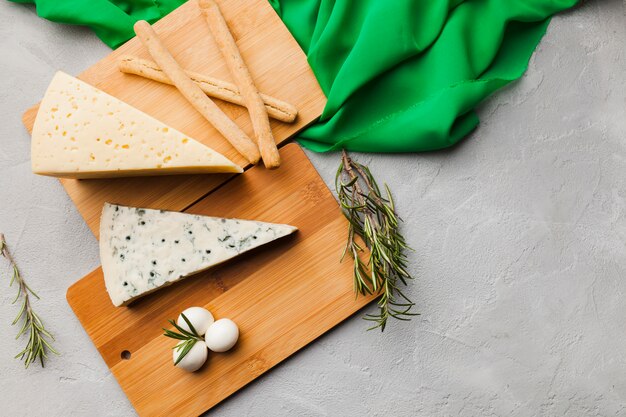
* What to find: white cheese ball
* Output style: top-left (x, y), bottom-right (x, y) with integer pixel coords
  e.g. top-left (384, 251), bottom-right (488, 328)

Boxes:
top-left (205, 318), bottom-right (239, 352)
top-left (173, 341), bottom-right (208, 372)
top-left (177, 307), bottom-right (214, 336)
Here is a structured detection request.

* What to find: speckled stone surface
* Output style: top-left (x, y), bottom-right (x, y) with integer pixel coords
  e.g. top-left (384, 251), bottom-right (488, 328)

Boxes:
top-left (0, 1), bottom-right (625, 416)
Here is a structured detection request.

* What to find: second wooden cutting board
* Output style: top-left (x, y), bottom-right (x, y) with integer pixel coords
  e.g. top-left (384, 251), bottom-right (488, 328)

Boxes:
top-left (68, 144), bottom-right (375, 416)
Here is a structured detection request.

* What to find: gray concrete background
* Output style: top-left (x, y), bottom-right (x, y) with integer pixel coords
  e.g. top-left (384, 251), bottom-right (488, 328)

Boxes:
top-left (0, 1), bottom-right (625, 416)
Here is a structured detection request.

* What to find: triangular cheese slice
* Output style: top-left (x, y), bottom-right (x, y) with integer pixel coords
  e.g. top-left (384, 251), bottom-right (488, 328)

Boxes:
top-left (31, 71), bottom-right (242, 178)
top-left (100, 203), bottom-right (297, 306)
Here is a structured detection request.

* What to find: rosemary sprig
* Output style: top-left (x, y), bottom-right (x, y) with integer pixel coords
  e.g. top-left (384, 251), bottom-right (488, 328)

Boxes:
top-left (335, 150), bottom-right (417, 331)
top-left (0, 233), bottom-right (58, 367)
top-left (163, 313), bottom-right (203, 365)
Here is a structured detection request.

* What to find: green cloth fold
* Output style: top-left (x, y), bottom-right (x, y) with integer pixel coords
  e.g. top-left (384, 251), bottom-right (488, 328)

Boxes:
top-left (10, 0), bottom-right (183, 48)
top-left (10, 0), bottom-right (578, 152)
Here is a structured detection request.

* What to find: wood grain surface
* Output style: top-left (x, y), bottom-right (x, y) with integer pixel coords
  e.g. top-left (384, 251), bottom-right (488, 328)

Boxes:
top-left (21, 1), bottom-right (370, 414)
top-left (22, 0), bottom-right (326, 238)
top-left (67, 144), bottom-right (374, 416)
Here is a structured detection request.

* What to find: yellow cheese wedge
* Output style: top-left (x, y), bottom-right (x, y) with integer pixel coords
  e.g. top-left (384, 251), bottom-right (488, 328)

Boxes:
top-left (31, 71), bottom-right (243, 179)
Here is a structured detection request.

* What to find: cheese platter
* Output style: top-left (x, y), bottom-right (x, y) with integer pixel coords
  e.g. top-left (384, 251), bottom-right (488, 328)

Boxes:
top-left (20, 0), bottom-right (378, 415)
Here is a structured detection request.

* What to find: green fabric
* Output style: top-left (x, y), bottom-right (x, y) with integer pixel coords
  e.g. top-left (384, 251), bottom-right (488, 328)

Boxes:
top-left (10, 0), bottom-right (185, 48)
top-left (10, 0), bottom-right (578, 152)
top-left (270, 0), bottom-right (578, 152)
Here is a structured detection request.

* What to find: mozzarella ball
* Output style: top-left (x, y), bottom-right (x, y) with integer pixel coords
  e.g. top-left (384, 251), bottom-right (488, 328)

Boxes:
top-left (205, 318), bottom-right (239, 352)
top-left (177, 307), bottom-right (214, 335)
top-left (173, 341), bottom-right (208, 372)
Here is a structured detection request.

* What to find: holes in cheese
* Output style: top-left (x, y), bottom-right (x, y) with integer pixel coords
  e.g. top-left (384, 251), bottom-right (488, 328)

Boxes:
top-left (31, 71), bottom-right (243, 179)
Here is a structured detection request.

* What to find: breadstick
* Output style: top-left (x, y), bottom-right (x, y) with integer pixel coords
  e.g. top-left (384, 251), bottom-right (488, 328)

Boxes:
top-left (199, 0), bottom-right (280, 169)
top-left (133, 20), bottom-right (260, 165)
top-left (118, 56), bottom-right (298, 123)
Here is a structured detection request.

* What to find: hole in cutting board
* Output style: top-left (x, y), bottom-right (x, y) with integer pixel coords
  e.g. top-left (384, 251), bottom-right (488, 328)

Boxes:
top-left (121, 350), bottom-right (132, 360)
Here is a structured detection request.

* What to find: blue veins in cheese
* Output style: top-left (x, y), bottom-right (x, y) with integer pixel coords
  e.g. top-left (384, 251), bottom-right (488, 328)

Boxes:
top-left (99, 203), bottom-right (298, 306)
top-left (31, 71), bottom-right (242, 179)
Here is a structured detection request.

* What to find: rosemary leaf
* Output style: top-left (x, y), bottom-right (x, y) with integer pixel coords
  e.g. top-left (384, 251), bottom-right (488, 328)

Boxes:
top-left (163, 313), bottom-right (204, 364)
top-left (0, 234), bottom-right (58, 367)
top-left (179, 312), bottom-right (200, 336)
top-left (173, 339), bottom-right (197, 366)
top-left (335, 150), bottom-right (418, 331)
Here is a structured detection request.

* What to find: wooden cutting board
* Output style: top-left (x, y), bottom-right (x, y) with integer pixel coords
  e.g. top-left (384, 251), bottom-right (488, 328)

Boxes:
top-left (67, 144), bottom-right (374, 416)
top-left (21, 1), bottom-right (375, 415)
top-left (22, 0), bottom-right (326, 238)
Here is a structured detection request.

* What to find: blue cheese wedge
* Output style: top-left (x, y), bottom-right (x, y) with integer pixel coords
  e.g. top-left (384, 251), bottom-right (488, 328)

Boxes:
top-left (31, 71), bottom-right (242, 178)
top-left (100, 203), bottom-right (297, 306)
